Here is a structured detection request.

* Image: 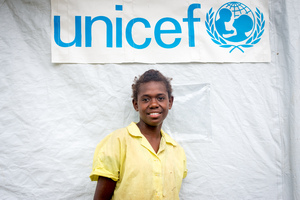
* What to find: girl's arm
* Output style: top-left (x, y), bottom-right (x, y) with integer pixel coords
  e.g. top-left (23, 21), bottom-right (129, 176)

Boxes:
top-left (93, 176), bottom-right (116, 200)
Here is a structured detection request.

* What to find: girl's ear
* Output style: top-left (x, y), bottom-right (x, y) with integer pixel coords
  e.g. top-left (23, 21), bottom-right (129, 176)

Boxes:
top-left (168, 96), bottom-right (174, 110)
top-left (132, 99), bottom-right (139, 111)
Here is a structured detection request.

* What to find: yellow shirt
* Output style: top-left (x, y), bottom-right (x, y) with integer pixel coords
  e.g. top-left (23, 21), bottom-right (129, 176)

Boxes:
top-left (90, 122), bottom-right (187, 200)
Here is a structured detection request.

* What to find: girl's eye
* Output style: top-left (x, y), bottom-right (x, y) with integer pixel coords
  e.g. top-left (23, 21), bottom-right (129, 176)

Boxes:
top-left (142, 98), bottom-right (150, 102)
top-left (157, 97), bottom-right (165, 101)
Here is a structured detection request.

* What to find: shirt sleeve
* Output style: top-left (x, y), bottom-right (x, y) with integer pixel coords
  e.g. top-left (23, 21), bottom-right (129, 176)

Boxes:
top-left (90, 132), bottom-right (122, 182)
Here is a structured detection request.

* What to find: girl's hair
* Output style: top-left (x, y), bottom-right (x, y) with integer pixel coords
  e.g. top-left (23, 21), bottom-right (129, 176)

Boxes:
top-left (132, 69), bottom-right (173, 100)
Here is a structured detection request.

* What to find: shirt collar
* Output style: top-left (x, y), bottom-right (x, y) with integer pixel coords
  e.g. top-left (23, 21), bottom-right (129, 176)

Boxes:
top-left (127, 122), bottom-right (177, 146)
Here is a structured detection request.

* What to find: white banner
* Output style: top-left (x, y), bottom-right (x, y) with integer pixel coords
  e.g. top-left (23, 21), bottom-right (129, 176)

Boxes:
top-left (51, 0), bottom-right (270, 63)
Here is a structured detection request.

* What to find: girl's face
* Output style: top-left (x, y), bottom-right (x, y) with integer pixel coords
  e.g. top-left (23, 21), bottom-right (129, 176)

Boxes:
top-left (133, 81), bottom-right (173, 127)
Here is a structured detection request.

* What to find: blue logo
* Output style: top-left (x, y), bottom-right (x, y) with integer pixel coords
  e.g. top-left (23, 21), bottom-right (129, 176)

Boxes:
top-left (53, 4), bottom-right (201, 49)
top-left (206, 2), bottom-right (265, 53)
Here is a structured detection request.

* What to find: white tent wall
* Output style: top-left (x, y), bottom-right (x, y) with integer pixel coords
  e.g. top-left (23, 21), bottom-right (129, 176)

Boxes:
top-left (0, 1), bottom-right (299, 200)
top-left (273, 0), bottom-right (300, 199)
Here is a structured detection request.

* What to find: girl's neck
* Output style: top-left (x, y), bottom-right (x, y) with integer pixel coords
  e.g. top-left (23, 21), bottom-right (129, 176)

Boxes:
top-left (137, 121), bottom-right (162, 153)
top-left (136, 122), bottom-right (162, 139)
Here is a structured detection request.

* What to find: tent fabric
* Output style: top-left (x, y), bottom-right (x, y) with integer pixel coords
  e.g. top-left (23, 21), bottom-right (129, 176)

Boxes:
top-left (0, 0), bottom-right (299, 199)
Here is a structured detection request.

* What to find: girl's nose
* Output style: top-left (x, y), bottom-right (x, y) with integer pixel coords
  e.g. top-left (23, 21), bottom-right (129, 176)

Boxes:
top-left (149, 98), bottom-right (159, 108)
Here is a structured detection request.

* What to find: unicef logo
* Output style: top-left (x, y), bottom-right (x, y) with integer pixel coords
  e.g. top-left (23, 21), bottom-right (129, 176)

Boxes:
top-left (206, 2), bottom-right (265, 53)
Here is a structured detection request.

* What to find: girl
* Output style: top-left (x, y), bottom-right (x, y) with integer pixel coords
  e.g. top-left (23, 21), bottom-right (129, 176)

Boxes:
top-left (90, 69), bottom-right (187, 200)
